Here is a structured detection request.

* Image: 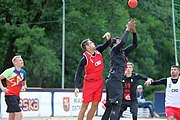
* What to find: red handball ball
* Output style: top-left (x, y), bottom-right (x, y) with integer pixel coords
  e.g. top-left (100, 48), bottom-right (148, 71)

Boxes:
top-left (128, 0), bottom-right (138, 8)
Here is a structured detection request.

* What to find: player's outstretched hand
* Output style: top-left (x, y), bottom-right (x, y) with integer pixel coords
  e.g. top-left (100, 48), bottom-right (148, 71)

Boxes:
top-left (144, 78), bottom-right (154, 86)
top-left (21, 86), bottom-right (27, 92)
top-left (103, 32), bottom-right (111, 41)
top-left (74, 88), bottom-right (79, 97)
top-left (131, 20), bottom-right (136, 33)
top-left (126, 19), bottom-right (134, 31)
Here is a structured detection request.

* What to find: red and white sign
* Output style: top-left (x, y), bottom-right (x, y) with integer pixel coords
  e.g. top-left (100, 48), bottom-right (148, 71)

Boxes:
top-left (63, 97), bottom-right (70, 112)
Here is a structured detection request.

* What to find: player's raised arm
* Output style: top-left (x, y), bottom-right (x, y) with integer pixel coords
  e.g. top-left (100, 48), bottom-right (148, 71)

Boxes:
top-left (103, 32), bottom-right (111, 41)
top-left (96, 32), bottom-right (111, 53)
top-left (113, 19), bottom-right (133, 50)
top-left (124, 19), bottom-right (138, 55)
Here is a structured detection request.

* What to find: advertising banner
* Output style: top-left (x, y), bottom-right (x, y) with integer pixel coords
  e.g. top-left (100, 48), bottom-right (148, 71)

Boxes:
top-left (0, 92), bottom-right (52, 118)
top-left (54, 92), bottom-right (94, 116)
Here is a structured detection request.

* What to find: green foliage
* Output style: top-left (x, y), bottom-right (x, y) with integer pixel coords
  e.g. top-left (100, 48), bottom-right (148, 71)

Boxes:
top-left (14, 24), bottom-right (61, 87)
top-left (0, 0), bottom-right (175, 97)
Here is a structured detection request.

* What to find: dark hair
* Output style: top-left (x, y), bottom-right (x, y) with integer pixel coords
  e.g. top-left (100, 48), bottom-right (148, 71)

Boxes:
top-left (80, 39), bottom-right (90, 50)
top-left (171, 65), bottom-right (179, 70)
top-left (109, 36), bottom-right (121, 48)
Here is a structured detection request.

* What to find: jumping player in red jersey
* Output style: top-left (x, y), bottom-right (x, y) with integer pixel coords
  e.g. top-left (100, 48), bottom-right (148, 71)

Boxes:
top-left (74, 32), bottom-right (111, 120)
top-left (145, 65), bottom-right (180, 120)
top-left (0, 55), bottom-right (27, 120)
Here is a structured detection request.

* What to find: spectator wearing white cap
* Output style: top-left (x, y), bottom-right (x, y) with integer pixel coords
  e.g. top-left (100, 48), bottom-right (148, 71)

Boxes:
top-left (136, 85), bottom-right (159, 118)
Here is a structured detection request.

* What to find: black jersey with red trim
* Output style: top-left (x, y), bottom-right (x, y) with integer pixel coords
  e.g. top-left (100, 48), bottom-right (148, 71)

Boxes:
top-left (122, 72), bottom-right (148, 101)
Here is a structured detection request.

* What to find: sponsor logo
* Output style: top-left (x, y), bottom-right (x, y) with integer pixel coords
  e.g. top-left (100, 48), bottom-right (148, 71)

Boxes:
top-left (63, 97), bottom-right (70, 112)
top-left (9, 75), bottom-right (23, 87)
top-left (19, 98), bottom-right (39, 111)
top-left (171, 89), bottom-right (178, 92)
top-left (95, 60), bottom-right (101, 66)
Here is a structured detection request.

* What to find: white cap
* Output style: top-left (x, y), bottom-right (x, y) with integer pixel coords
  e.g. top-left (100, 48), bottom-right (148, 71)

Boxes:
top-left (137, 85), bottom-right (143, 89)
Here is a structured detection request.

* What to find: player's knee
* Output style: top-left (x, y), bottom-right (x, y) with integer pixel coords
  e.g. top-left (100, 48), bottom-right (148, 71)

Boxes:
top-left (104, 101), bottom-right (111, 107)
top-left (111, 110), bottom-right (119, 120)
top-left (81, 106), bottom-right (88, 111)
top-left (80, 104), bottom-right (89, 112)
top-left (91, 102), bottom-right (99, 109)
top-left (9, 113), bottom-right (15, 120)
top-left (15, 112), bottom-right (23, 119)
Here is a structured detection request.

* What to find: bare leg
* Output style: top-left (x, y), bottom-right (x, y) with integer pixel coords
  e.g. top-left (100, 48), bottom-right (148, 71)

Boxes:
top-left (14, 112), bottom-right (23, 120)
top-left (78, 103), bottom-right (89, 120)
top-left (167, 116), bottom-right (174, 120)
top-left (86, 101), bottom-right (99, 120)
top-left (9, 113), bottom-right (15, 120)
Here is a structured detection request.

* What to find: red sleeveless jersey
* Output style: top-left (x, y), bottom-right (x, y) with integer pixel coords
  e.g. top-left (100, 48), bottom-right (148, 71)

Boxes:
top-left (83, 50), bottom-right (104, 80)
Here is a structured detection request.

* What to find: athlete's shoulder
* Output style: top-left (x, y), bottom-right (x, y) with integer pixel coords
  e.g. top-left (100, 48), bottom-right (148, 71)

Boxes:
top-left (20, 68), bottom-right (27, 80)
top-left (20, 68), bottom-right (26, 74)
top-left (95, 50), bottom-right (101, 54)
top-left (3, 67), bottom-right (15, 73)
top-left (8, 67), bottom-right (15, 71)
top-left (83, 51), bottom-right (92, 57)
top-left (133, 72), bottom-right (139, 76)
top-left (2, 67), bottom-right (15, 78)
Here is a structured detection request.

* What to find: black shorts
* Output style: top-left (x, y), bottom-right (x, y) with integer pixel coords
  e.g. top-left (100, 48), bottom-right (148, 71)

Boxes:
top-left (106, 78), bottom-right (123, 105)
top-left (5, 95), bottom-right (21, 113)
top-left (121, 100), bottom-right (138, 115)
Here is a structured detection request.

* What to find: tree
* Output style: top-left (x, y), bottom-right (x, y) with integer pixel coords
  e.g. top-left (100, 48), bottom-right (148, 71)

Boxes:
top-left (0, 0), bottom-right (174, 90)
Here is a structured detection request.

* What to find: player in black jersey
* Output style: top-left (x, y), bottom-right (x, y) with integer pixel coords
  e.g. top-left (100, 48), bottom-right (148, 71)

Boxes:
top-left (102, 62), bottom-right (153, 120)
top-left (118, 62), bottom-right (153, 120)
top-left (101, 19), bottom-right (138, 120)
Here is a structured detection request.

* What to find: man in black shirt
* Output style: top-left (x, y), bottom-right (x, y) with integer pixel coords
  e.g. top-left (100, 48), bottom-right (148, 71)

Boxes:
top-left (119, 62), bottom-right (153, 120)
top-left (102, 19), bottom-right (137, 120)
